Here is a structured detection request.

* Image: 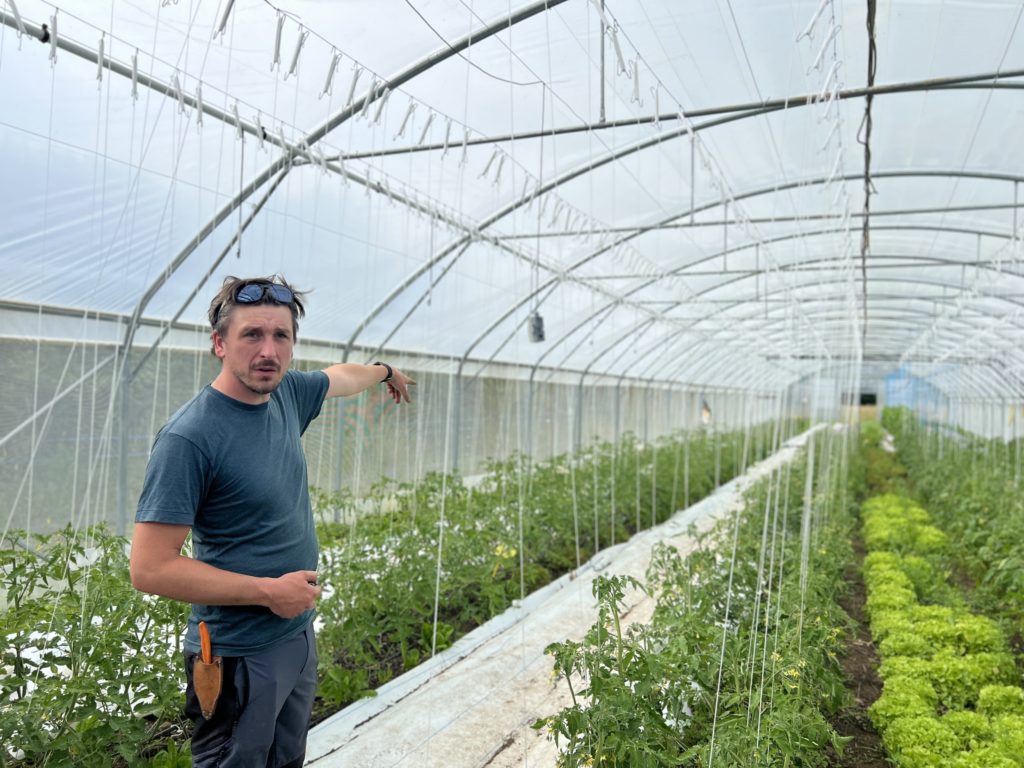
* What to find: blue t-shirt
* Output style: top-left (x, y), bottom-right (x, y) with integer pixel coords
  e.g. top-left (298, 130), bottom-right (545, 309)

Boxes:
top-left (135, 369), bottom-right (330, 656)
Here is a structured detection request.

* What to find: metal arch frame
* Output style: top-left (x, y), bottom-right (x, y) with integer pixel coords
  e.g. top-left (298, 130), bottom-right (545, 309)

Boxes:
top-left (474, 246), bottom-right (1024, 405)
top-left (497, 200), bottom-right (1024, 240)
top-left (506, 169), bottom-right (1024, 347)
top-left (637, 266), bottom-right (1016, 367)
top-left (689, 272), bottom-right (1024, 316)
top-left (708, 311), bottom-right (984, 338)
top-left (568, 272), bottom-right (1024, 404)
top-left (710, 279), bottom-right (1024, 397)
top-left (744, 323), bottom-right (1005, 362)
top-left (469, 273), bottom-right (1013, 433)
top-left (0, 0), bottom-right (571, 356)
top-left (688, 258), bottom-right (1024, 322)
top-left (727, 306), bottom-right (1022, 339)
top-left (580, 317), bottom-right (791, 410)
top-left (702, 274), bottom-right (1024, 349)
top-left (926, 363), bottom-right (1015, 401)
top-left (336, 69), bottom-right (1024, 161)
top-left (563, 169), bottom-right (1024, 293)
top-left (636, 227), bottom-right (1024, 280)
top-left (342, 104), bottom-right (796, 363)
top-left (9, 3), bottom-right (1024, 367)
top-left (11, 2), bottom-right (1024, 491)
top-left (342, 129), bottom-right (1024, 373)
top-left (661, 248), bottom-right (1024, 332)
top-left (337, 72), bottom-right (1024, 371)
top-left (660, 254), bottom-right (1024, 329)
top-left (520, 280), bottom-right (1007, 391)
top-left (391, 169), bottom-right (1024, 393)
top-left (22, 0), bottom-right (574, 519)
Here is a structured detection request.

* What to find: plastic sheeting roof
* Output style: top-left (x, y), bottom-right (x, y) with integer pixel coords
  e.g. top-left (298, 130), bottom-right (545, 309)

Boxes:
top-left (3, 0), bottom-right (1024, 397)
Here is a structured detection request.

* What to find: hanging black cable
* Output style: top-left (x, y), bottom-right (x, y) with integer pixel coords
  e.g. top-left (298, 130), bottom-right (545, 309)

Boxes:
top-left (858, 0), bottom-right (878, 347)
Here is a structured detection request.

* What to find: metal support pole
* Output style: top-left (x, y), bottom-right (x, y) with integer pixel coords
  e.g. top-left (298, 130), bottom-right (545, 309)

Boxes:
top-left (333, 398), bottom-right (346, 501)
top-left (599, 0), bottom-right (607, 124)
top-left (526, 376), bottom-right (536, 460)
top-left (452, 367), bottom-right (463, 471)
top-left (116, 350), bottom-right (131, 535)
top-left (614, 379), bottom-right (622, 445)
top-left (574, 373), bottom-right (586, 454)
top-left (643, 381), bottom-right (650, 444)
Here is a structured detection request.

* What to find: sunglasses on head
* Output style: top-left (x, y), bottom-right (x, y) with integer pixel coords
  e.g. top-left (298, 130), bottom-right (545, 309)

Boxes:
top-left (212, 282), bottom-right (296, 326)
top-left (235, 282), bottom-right (295, 305)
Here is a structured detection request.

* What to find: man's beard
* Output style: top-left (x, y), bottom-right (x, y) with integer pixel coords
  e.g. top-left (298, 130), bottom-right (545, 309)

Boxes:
top-left (235, 363), bottom-right (283, 395)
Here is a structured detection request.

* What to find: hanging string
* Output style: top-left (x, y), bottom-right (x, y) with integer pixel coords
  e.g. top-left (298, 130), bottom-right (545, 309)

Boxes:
top-left (235, 130), bottom-right (244, 258)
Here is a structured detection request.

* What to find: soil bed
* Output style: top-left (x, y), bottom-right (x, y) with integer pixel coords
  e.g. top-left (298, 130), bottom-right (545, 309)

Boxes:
top-left (827, 534), bottom-right (887, 768)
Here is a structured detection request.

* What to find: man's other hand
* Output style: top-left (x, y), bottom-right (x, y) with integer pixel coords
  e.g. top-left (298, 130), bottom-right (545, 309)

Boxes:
top-left (264, 570), bottom-right (321, 618)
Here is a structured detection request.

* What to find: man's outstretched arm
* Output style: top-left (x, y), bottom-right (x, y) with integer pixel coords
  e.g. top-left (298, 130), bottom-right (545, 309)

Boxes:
top-left (322, 362), bottom-right (415, 403)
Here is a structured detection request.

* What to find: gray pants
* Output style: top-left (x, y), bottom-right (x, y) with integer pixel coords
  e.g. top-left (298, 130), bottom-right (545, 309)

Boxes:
top-left (185, 622), bottom-right (318, 768)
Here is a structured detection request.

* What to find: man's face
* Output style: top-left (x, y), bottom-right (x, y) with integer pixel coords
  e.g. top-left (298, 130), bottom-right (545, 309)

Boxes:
top-left (212, 304), bottom-right (294, 402)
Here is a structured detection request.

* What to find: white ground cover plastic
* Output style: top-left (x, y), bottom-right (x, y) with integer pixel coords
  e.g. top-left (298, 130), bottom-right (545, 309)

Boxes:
top-left (305, 425), bottom-right (823, 767)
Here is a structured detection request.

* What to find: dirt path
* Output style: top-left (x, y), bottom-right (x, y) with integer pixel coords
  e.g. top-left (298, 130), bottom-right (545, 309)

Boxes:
top-left (826, 535), bottom-right (887, 768)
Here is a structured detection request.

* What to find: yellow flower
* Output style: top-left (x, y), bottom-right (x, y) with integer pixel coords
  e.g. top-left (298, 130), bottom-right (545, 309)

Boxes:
top-left (494, 543), bottom-right (517, 559)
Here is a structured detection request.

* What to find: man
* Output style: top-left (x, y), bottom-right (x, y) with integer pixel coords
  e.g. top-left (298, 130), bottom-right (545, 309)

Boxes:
top-left (130, 275), bottom-right (414, 767)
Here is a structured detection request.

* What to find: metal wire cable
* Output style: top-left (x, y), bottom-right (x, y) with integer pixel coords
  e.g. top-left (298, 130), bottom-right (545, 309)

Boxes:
top-left (857, 0), bottom-right (877, 349)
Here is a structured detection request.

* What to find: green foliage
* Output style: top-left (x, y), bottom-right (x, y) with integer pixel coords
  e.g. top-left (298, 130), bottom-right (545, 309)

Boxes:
top-left (862, 495), bottom-right (946, 557)
top-left (882, 716), bottom-right (960, 766)
top-left (859, 423), bottom-right (1024, 767)
top-left (989, 714), bottom-right (1024, 754)
top-left (978, 685), bottom-right (1024, 718)
top-left (145, 740), bottom-right (192, 767)
top-left (535, 575), bottom-right (687, 768)
top-left (877, 631), bottom-right (930, 658)
top-left (864, 582), bottom-right (918, 617)
top-left (868, 675), bottom-right (938, 732)
top-left (0, 424), bottom-right (788, 764)
top-left (950, 750), bottom-right (1018, 768)
top-left (941, 710), bottom-right (992, 751)
top-left (537, 432), bottom-right (858, 766)
top-left (883, 406), bottom-right (1024, 630)
top-left (877, 651), bottom-right (1016, 710)
top-left (0, 526), bottom-right (190, 767)
top-left (859, 420), bottom-right (909, 496)
top-left (311, 425), bottom-right (783, 715)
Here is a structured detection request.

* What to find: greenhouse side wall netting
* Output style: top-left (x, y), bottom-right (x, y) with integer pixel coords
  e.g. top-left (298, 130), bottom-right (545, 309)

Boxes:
top-left (1, 331), bottom-right (781, 534)
top-left (7, 0), bottom-right (1024, 766)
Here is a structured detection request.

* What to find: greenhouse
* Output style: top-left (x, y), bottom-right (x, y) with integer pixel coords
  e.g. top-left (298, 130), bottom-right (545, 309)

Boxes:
top-left (5, 0), bottom-right (1024, 765)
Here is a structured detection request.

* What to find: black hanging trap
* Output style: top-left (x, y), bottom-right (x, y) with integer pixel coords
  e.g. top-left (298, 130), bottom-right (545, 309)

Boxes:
top-left (528, 310), bottom-right (545, 343)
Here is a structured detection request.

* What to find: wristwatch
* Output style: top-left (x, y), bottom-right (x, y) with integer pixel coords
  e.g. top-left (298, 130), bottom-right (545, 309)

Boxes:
top-left (373, 361), bottom-right (393, 382)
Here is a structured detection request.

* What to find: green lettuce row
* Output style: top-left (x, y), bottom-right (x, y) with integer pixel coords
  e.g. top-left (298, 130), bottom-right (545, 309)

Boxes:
top-left (860, 491), bottom-right (1024, 767)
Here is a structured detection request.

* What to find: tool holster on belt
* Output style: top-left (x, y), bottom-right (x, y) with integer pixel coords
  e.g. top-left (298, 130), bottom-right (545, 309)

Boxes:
top-left (194, 621), bottom-right (223, 720)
